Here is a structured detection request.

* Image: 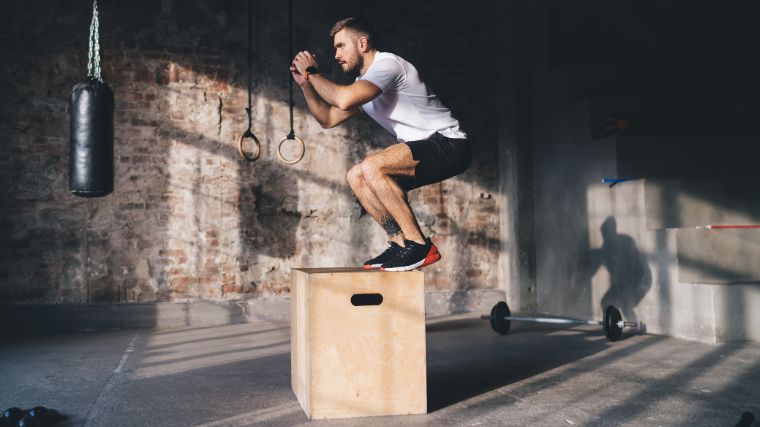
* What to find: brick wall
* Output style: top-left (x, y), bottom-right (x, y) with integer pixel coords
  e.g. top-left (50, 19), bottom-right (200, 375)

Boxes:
top-left (0, 0), bottom-right (500, 306)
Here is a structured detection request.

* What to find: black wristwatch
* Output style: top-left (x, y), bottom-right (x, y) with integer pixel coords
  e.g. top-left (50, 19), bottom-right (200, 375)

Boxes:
top-left (305, 66), bottom-right (319, 76)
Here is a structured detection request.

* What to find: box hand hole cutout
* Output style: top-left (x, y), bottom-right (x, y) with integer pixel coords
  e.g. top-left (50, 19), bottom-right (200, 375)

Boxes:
top-left (351, 293), bottom-right (383, 306)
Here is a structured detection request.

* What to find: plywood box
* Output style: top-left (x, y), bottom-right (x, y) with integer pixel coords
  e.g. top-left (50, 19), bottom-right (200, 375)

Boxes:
top-left (290, 267), bottom-right (427, 419)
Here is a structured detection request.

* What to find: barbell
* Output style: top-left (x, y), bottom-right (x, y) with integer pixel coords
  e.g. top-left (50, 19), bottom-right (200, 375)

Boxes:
top-left (481, 301), bottom-right (640, 341)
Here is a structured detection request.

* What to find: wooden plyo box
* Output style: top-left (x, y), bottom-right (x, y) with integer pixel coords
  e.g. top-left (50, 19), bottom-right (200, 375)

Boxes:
top-left (290, 267), bottom-right (427, 419)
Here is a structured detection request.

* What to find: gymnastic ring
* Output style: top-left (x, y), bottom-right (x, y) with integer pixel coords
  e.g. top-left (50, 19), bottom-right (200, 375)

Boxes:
top-left (276, 135), bottom-right (305, 165)
top-left (238, 130), bottom-right (261, 162)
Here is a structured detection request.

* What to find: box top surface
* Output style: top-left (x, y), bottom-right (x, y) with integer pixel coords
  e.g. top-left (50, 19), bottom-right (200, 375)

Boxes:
top-left (293, 267), bottom-right (422, 275)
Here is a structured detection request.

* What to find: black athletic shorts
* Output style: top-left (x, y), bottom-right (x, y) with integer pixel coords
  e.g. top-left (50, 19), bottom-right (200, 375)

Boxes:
top-left (394, 132), bottom-right (472, 191)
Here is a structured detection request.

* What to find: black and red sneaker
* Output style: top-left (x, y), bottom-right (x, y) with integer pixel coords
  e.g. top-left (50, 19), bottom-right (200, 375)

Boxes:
top-left (380, 237), bottom-right (441, 272)
top-left (363, 241), bottom-right (403, 269)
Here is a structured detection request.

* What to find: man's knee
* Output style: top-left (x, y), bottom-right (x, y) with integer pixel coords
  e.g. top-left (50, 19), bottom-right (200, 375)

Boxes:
top-left (346, 164), bottom-right (363, 188)
top-left (360, 156), bottom-right (383, 179)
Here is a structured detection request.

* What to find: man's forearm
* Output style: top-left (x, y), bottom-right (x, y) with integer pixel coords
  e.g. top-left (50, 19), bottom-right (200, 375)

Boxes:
top-left (300, 83), bottom-right (333, 127)
top-left (308, 74), bottom-right (347, 109)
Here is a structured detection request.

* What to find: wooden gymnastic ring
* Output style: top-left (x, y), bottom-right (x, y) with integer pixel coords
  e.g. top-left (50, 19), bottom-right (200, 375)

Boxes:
top-left (276, 135), bottom-right (305, 165)
top-left (238, 130), bottom-right (261, 162)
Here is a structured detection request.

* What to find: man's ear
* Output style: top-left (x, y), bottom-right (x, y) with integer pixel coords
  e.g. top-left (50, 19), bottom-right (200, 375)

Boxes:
top-left (358, 36), bottom-right (368, 52)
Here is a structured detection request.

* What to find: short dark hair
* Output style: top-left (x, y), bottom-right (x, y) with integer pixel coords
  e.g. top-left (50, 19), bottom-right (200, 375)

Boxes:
top-left (329, 17), bottom-right (376, 48)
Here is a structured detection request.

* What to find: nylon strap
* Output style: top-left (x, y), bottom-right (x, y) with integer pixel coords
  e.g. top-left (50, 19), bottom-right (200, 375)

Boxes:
top-left (245, 0), bottom-right (253, 132)
top-left (287, 0), bottom-right (295, 139)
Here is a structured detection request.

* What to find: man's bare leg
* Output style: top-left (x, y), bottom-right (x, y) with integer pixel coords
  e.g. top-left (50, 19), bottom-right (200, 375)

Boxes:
top-left (346, 163), bottom-right (406, 246)
top-left (359, 143), bottom-right (426, 245)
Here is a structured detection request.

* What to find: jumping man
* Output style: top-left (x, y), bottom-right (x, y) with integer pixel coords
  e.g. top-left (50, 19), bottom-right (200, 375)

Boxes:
top-left (290, 17), bottom-right (471, 272)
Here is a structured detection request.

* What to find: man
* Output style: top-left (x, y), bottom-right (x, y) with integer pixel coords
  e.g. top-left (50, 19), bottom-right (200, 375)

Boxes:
top-left (290, 17), bottom-right (471, 272)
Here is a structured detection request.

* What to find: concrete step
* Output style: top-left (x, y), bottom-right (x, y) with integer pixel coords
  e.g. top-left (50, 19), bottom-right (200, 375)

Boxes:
top-left (587, 96), bottom-right (760, 140)
top-left (677, 228), bottom-right (760, 284)
top-left (605, 134), bottom-right (760, 180)
top-left (644, 179), bottom-right (760, 230)
top-left (584, 179), bottom-right (760, 342)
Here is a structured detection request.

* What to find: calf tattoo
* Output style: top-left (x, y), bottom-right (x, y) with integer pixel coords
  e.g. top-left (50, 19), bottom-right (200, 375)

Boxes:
top-left (380, 214), bottom-right (402, 236)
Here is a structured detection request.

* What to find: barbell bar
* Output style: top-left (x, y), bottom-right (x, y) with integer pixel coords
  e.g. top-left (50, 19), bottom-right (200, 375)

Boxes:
top-left (481, 301), bottom-right (640, 341)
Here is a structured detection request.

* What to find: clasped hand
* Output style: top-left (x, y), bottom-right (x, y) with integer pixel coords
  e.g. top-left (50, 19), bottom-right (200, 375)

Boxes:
top-left (289, 51), bottom-right (318, 86)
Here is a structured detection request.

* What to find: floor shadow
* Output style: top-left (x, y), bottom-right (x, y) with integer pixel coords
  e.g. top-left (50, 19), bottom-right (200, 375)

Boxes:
top-left (592, 343), bottom-right (747, 424)
top-left (425, 316), bottom-right (654, 411)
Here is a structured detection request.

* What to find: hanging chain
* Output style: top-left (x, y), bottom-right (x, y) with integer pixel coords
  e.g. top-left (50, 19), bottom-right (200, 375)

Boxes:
top-left (87, 0), bottom-right (102, 81)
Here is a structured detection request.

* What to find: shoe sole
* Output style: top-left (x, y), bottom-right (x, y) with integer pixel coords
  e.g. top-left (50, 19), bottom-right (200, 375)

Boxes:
top-left (381, 245), bottom-right (441, 272)
top-left (363, 263), bottom-right (381, 270)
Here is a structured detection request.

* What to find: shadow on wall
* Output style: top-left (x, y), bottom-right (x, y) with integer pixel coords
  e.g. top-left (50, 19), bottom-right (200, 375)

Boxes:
top-left (584, 216), bottom-right (652, 322)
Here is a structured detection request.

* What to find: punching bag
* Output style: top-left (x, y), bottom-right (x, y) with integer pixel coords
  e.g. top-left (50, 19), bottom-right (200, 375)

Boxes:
top-left (69, 0), bottom-right (114, 197)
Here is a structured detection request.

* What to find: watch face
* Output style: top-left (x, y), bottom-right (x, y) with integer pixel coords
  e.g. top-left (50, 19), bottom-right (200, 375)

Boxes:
top-left (306, 66), bottom-right (318, 75)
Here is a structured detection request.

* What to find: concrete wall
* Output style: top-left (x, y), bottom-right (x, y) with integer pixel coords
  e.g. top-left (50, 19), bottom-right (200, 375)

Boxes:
top-left (513, 1), bottom-right (760, 343)
top-left (0, 0), bottom-right (503, 320)
top-left (524, 71), bottom-right (760, 343)
top-left (496, 0), bottom-right (539, 313)
top-left (586, 180), bottom-right (760, 344)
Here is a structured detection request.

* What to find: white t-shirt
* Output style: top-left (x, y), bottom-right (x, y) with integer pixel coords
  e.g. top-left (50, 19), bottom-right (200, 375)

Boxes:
top-left (357, 52), bottom-right (467, 142)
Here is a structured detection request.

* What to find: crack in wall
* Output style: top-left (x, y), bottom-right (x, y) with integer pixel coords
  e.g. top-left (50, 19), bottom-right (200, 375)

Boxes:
top-left (217, 95), bottom-right (223, 138)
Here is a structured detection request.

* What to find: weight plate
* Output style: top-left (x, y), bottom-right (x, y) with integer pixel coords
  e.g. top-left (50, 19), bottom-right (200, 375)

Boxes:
top-left (489, 302), bottom-right (499, 333)
top-left (490, 301), bottom-right (511, 335)
top-left (603, 305), bottom-right (623, 341)
top-left (603, 306), bottom-right (610, 338)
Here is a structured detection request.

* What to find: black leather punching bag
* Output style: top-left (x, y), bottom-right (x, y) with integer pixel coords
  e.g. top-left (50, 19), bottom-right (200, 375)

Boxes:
top-left (69, 78), bottom-right (114, 197)
top-left (69, 0), bottom-right (114, 197)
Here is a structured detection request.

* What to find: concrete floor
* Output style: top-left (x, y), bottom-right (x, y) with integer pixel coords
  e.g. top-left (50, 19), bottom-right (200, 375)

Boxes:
top-left (1, 313), bottom-right (759, 426)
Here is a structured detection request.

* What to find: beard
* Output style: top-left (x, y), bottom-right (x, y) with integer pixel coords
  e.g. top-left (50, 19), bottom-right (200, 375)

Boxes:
top-left (340, 56), bottom-right (363, 76)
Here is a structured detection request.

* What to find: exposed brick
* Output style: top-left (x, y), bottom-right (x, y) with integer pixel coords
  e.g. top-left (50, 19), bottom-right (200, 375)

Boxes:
top-left (222, 284), bottom-right (242, 294)
top-left (158, 249), bottom-right (186, 257)
top-left (1, 0), bottom-right (500, 306)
